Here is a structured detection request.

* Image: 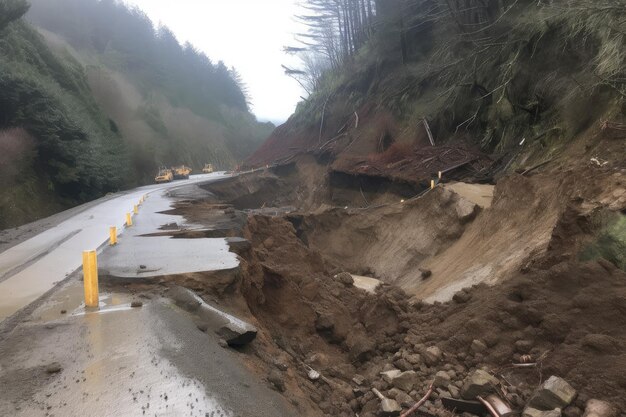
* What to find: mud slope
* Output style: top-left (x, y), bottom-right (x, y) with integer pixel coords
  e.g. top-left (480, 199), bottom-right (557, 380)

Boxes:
top-left (290, 186), bottom-right (482, 285)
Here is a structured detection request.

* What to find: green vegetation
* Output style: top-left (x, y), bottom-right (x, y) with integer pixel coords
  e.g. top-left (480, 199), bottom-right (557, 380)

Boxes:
top-left (0, 8), bottom-right (128, 227)
top-left (287, 0), bottom-right (625, 160)
top-left (0, 0), bottom-right (273, 228)
top-left (580, 212), bottom-right (626, 271)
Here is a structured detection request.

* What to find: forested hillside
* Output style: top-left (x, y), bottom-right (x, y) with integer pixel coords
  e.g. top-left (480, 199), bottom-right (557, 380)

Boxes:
top-left (0, 0), bottom-right (272, 228)
top-left (249, 0), bottom-right (625, 177)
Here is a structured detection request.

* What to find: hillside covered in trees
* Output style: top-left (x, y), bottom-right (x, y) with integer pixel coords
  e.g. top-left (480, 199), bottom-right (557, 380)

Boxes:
top-left (0, 0), bottom-right (272, 228)
top-left (250, 0), bottom-right (625, 176)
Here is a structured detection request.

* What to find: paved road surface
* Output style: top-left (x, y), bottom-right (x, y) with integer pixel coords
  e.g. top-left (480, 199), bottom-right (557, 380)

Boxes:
top-left (0, 173), bottom-right (297, 417)
top-left (0, 173), bottom-right (228, 322)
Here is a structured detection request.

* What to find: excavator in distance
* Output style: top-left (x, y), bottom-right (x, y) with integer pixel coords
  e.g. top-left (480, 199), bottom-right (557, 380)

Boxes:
top-left (154, 165), bottom-right (192, 183)
top-left (172, 165), bottom-right (192, 180)
top-left (154, 167), bottom-right (173, 183)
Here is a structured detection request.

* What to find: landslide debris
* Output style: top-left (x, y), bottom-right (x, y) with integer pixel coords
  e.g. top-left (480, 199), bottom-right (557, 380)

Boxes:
top-left (170, 171), bottom-right (626, 416)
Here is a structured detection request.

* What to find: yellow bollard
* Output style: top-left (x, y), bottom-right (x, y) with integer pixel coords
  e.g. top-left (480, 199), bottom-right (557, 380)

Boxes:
top-left (82, 250), bottom-right (99, 309)
top-left (133, 204), bottom-right (138, 215)
top-left (109, 226), bottom-right (117, 245)
top-left (126, 212), bottom-right (132, 227)
top-left (431, 179), bottom-right (435, 190)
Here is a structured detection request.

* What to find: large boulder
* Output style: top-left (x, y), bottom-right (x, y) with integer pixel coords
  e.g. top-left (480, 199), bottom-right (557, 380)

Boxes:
top-left (461, 370), bottom-right (499, 399)
top-left (528, 376), bottom-right (576, 410)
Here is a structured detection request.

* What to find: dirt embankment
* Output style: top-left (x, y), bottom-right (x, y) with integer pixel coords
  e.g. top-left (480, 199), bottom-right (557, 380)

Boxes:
top-left (166, 153), bottom-right (626, 416)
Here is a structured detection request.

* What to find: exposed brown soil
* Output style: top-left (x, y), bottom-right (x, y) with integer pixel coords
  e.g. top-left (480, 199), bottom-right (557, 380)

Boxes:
top-left (166, 147), bottom-right (626, 416)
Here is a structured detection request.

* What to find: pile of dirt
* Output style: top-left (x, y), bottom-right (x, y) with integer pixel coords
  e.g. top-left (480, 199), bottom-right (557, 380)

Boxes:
top-left (169, 144), bottom-right (626, 416)
top-left (217, 212), bottom-right (626, 416)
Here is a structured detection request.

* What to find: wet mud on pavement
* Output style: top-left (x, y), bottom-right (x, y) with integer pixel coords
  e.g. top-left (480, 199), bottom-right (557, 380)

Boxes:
top-left (0, 279), bottom-right (296, 417)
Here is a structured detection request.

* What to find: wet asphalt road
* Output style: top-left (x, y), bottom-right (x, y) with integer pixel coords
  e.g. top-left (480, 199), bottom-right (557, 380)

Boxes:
top-left (0, 172), bottom-right (297, 416)
top-left (0, 173), bottom-right (230, 322)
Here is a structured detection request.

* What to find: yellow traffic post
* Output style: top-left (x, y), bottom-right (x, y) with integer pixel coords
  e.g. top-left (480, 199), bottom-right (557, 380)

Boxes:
top-left (82, 250), bottom-right (99, 309)
top-left (126, 212), bottom-right (132, 227)
top-left (431, 179), bottom-right (435, 190)
top-left (133, 204), bottom-right (138, 215)
top-left (109, 226), bottom-right (117, 245)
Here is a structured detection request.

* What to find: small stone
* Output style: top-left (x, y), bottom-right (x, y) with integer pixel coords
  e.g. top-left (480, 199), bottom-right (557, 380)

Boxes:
top-left (447, 384), bottom-right (460, 399)
top-left (523, 408), bottom-right (562, 417)
top-left (46, 362), bottom-right (62, 374)
top-left (528, 376), bottom-right (576, 410)
top-left (380, 397), bottom-right (402, 416)
top-left (583, 399), bottom-right (617, 417)
top-left (267, 370), bottom-right (285, 392)
top-left (433, 371), bottom-right (451, 388)
top-left (423, 346), bottom-right (442, 366)
top-left (453, 291), bottom-right (471, 303)
top-left (352, 374), bottom-right (366, 386)
top-left (393, 358), bottom-right (412, 371)
top-left (139, 265), bottom-right (147, 269)
top-left (130, 301), bottom-right (143, 308)
top-left (380, 369), bottom-right (402, 383)
top-left (218, 339), bottom-right (228, 348)
top-left (515, 339), bottom-right (534, 353)
top-left (60, 309), bottom-right (67, 314)
top-left (419, 269), bottom-right (432, 279)
top-left (461, 370), bottom-right (499, 399)
top-left (335, 272), bottom-right (354, 286)
top-left (390, 371), bottom-right (418, 392)
top-left (405, 354), bottom-right (421, 365)
top-left (470, 339), bottom-right (488, 353)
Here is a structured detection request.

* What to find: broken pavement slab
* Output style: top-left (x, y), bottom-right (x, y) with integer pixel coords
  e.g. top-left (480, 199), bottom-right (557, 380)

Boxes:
top-left (168, 286), bottom-right (257, 346)
top-left (527, 375), bottom-right (576, 410)
top-left (98, 188), bottom-right (239, 281)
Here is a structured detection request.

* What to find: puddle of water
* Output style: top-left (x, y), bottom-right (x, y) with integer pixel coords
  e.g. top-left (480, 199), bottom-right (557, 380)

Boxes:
top-left (33, 281), bottom-right (133, 322)
top-left (15, 303), bottom-right (233, 417)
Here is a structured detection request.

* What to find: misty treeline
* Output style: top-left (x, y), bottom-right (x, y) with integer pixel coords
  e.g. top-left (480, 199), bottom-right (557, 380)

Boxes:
top-left (288, 0), bottom-right (626, 101)
top-left (0, 0), bottom-right (271, 228)
top-left (26, 0), bottom-right (248, 117)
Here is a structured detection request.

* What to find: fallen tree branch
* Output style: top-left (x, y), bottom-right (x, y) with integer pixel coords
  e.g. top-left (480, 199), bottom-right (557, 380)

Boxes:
top-left (422, 118), bottom-right (435, 146)
top-left (400, 382), bottom-right (434, 417)
top-left (521, 158), bottom-right (553, 176)
top-left (318, 95), bottom-right (331, 146)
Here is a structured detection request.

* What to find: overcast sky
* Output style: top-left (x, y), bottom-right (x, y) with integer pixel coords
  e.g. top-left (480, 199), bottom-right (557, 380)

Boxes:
top-left (123, 0), bottom-right (306, 124)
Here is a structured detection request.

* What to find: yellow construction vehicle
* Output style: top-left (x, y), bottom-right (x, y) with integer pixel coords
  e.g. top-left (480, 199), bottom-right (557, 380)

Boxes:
top-left (154, 167), bottom-right (173, 183)
top-left (172, 165), bottom-right (192, 180)
top-left (202, 163), bottom-right (214, 173)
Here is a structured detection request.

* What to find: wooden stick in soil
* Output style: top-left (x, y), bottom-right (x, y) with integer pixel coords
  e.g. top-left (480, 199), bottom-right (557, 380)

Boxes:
top-left (400, 382), bottom-right (434, 417)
